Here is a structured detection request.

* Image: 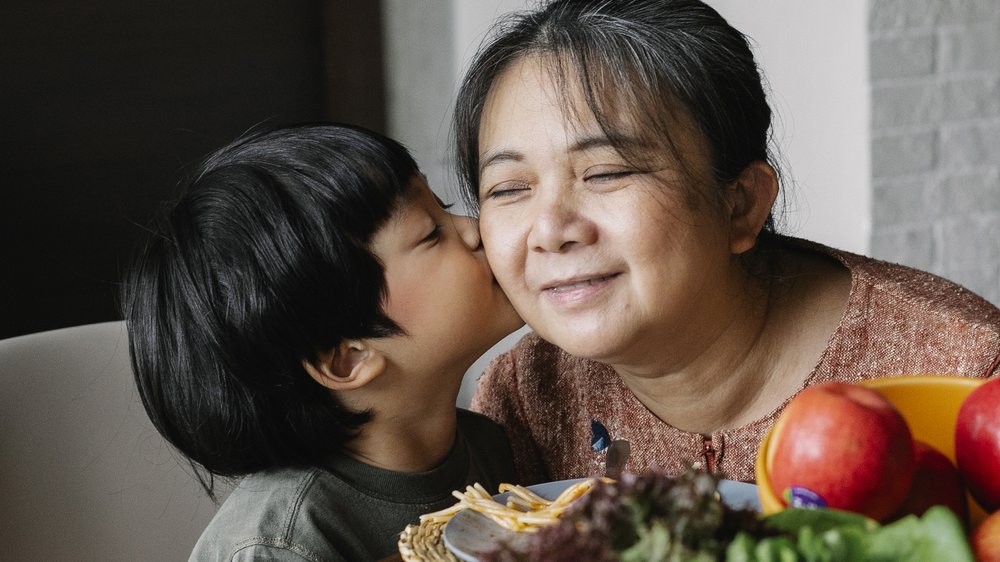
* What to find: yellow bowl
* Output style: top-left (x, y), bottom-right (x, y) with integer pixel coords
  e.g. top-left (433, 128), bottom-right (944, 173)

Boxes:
top-left (755, 375), bottom-right (988, 525)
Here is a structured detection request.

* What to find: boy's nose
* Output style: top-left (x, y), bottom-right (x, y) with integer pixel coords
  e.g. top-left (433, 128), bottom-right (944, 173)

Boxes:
top-left (454, 214), bottom-right (482, 250)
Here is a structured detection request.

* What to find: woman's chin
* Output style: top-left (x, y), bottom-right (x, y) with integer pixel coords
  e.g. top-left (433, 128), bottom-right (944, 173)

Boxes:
top-left (541, 329), bottom-right (629, 363)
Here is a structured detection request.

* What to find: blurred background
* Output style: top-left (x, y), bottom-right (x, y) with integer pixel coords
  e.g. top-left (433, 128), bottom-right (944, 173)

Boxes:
top-left (2, 1), bottom-right (384, 338)
top-left (3, 0), bottom-right (998, 362)
top-left (4, 4), bottom-right (995, 558)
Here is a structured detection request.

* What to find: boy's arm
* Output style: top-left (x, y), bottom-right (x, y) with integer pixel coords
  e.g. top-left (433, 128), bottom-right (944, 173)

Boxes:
top-left (225, 543), bottom-right (347, 562)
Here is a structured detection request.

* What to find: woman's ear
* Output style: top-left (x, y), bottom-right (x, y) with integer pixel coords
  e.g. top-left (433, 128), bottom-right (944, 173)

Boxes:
top-left (302, 340), bottom-right (387, 391)
top-left (726, 161), bottom-right (778, 255)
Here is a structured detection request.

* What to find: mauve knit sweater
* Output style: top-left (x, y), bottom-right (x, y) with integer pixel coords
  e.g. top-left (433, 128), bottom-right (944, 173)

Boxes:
top-left (470, 239), bottom-right (1000, 485)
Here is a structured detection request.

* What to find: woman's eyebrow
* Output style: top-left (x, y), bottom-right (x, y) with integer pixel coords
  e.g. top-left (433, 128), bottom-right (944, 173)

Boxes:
top-left (569, 133), bottom-right (647, 154)
top-left (569, 135), bottom-right (616, 153)
top-left (479, 149), bottom-right (523, 175)
top-left (479, 134), bottom-right (649, 175)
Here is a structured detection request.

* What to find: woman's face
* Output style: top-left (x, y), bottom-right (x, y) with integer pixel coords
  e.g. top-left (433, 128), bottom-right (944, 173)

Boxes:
top-left (477, 56), bottom-right (740, 367)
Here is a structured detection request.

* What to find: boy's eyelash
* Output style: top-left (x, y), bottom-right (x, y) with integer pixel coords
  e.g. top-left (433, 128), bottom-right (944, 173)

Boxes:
top-left (432, 194), bottom-right (454, 210)
top-left (420, 225), bottom-right (442, 244)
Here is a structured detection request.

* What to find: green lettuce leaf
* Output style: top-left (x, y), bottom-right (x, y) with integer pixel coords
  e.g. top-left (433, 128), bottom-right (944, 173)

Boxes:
top-left (723, 506), bottom-right (974, 561)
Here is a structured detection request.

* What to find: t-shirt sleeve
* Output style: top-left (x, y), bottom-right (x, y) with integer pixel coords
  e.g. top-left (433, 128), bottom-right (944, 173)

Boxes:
top-left (228, 543), bottom-right (347, 562)
top-left (470, 351), bottom-right (549, 484)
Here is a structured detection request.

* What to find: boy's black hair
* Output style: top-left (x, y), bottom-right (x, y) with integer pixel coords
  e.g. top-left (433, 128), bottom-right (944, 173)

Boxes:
top-left (122, 123), bottom-right (417, 498)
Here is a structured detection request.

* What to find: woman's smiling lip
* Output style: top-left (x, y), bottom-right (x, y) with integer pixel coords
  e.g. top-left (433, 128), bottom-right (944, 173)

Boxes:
top-left (539, 273), bottom-right (620, 303)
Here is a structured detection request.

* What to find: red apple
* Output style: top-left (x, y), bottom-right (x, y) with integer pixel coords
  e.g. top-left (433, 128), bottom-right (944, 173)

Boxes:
top-left (956, 376), bottom-right (1000, 512)
top-left (888, 440), bottom-right (968, 526)
top-left (768, 382), bottom-right (916, 521)
top-left (972, 509), bottom-right (1000, 562)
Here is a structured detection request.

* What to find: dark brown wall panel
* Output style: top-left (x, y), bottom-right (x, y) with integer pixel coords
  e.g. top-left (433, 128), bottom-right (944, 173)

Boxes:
top-left (1, 1), bottom-right (385, 338)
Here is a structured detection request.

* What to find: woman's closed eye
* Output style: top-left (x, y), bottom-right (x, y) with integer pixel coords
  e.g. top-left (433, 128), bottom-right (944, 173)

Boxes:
top-left (483, 181), bottom-right (531, 201)
top-left (583, 167), bottom-right (640, 183)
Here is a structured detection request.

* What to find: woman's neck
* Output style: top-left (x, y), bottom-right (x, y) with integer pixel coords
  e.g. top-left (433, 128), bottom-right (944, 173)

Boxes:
top-left (612, 274), bottom-right (774, 433)
top-left (612, 248), bottom-right (851, 434)
top-left (614, 339), bottom-right (777, 434)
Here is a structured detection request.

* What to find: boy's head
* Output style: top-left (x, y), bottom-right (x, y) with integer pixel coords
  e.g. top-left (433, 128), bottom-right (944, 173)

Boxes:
top-left (302, 173), bottom-right (522, 412)
top-left (124, 123), bottom-right (420, 483)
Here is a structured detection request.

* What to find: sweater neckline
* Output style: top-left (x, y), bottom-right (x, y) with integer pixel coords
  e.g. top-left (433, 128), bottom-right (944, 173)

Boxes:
top-left (323, 423), bottom-right (471, 504)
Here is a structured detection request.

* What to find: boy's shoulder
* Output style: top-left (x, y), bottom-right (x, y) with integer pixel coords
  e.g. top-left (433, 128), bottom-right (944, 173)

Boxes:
top-left (457, 408), bottom-right (517, 489)
top-left (456, 407), bottom-right (506, 436)
top-left (457, 407), bottom-right (517, 459)
top-left (190, 467), bottom-right (350, 561)
top-left (192, 464), bottom-right (419, 561)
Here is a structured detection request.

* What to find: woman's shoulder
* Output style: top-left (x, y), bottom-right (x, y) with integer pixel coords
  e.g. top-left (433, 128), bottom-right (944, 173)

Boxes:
top-left (498, 331), bottom-right (612, 378)
top-left (785, 236), bottom-right (1000, 327)
top-left (473, 331), bottom-right (617, 411)
top-left (506, 331), bottom-right (567, 360)
top-left (475, 332), bottom-right (618, 407)
top-left (783, 236), bottom-right (1000, 378)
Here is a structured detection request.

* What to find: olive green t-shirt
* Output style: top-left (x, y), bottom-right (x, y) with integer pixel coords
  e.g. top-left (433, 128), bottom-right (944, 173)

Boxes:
top-left (189, 409), bottom-right (516, 561)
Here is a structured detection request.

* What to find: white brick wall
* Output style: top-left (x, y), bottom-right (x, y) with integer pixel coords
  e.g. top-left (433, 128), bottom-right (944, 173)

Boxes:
top-left (870, 0), bottom-right (1000, 305)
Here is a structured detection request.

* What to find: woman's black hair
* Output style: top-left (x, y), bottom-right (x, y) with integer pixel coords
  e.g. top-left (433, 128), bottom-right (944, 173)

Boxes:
top-left (454, 0), bottom-right (782, 231)
top-left (122, 123), bottom-right (417, 498)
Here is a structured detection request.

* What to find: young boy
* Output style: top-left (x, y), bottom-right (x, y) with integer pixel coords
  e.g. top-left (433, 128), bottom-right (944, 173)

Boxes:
top-left (122, 123), bottom-right (523, 561)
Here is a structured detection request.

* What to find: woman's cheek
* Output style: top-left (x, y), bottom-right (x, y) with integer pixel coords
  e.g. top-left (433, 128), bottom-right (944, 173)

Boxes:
top-left (483, 235), bottom-right (520, 287)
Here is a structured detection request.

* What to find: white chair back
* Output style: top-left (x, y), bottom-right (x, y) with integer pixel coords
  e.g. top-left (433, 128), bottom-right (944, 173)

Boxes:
top-left (0, 321), bottom-right (218, 561)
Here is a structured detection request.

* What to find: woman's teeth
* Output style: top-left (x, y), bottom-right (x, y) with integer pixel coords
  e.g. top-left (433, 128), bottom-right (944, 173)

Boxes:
top-left (549, 275), bottom-right (611, 293)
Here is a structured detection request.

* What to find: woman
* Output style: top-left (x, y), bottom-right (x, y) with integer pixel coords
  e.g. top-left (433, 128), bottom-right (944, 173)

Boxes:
top-left (454, 0), bottom-right (1000, 484)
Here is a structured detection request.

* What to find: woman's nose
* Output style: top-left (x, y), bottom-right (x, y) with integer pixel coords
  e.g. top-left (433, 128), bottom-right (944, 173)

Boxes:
top-left (526, 192), bottom-right (596, 253)
top-left (453, 214), bottom-right (483, 250)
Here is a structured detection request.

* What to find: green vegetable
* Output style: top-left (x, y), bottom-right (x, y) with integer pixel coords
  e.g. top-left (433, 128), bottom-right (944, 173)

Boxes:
top-left (618, 522), bottom-right (669, 562)
top-left (481, 469), bottom-right (975, 561)
top-left (866, 507), bottom-right (974, 562)
top-left (764, 506), bottom-right (877, 535)
top-left (727, 505), bottom-right (974, 561)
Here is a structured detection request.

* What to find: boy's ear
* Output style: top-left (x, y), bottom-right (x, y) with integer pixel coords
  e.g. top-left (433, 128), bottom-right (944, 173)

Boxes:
top-left (302, 340), bottom-right (387, 391)
top-left (726, 160), bottom-right (779, 255)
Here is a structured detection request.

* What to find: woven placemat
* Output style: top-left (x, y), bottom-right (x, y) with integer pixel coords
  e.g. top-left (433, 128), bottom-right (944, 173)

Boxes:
top-left (398, 519), bottom-right (459, 562)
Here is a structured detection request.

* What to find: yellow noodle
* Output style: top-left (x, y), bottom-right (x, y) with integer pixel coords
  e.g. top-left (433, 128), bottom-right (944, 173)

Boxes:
top-left (420, 478), bottom-right (607, 533)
